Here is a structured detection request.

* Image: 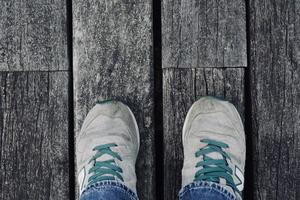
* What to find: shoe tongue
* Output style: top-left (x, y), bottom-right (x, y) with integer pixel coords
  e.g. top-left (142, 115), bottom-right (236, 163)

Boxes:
top-left (206, 152), bottom-right (223, 160)
top-left (202, 151), bottom-right (238, 199)
top-left (94, 145), bottom-right (119, 162)
top-left (95, 154), bottom-right (114, 162)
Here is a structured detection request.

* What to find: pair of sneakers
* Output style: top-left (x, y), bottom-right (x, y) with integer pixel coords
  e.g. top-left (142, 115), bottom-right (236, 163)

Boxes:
top-left (76, 97), bottom-right (246, 199)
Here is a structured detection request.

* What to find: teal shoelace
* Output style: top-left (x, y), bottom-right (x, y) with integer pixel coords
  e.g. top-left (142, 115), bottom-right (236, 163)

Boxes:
top-left (194, 139), bottom-right (238, 193)
top-left (87, 143), bottom-right (123, 187)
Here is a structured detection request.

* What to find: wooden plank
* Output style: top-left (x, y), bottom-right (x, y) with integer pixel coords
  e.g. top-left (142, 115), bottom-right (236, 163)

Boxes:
top-left (0, 0), bottom-right (68, 71)
top-left (163, 68), bottom-right (244, 200)
top-left (162, 0), bottom-right (247, 68)
top-left (73, 1), bottom-right (154, 199)
top-left (195, 68), bottom-right (245, 116)
top-left (249, 0), bottom-right (300, 199)
top-left (0, 72), bottom-right (70, 199)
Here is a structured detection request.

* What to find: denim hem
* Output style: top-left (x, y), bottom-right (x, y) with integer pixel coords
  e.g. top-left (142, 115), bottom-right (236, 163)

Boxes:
top-left (81, 180), bottom-right (139, 200)
top-left (179, 181), bottom-right (237, 200)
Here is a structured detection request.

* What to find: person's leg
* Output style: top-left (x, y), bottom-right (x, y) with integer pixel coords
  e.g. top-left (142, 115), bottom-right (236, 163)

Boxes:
top-left (179, 97), bottom-right (246, 200)
top-left (179, 181), bottom-right (237, 200)
top-left (76, 100), bottom-right (140, 200)
top-left (80, 181), bottom-right (138, 200)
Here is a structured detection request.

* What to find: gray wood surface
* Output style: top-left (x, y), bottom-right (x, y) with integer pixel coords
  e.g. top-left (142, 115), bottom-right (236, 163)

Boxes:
top-left (162, 0), bottom-right (247, 68)
top-left (0, 0), bottom-right (68, 71)
top-left (1, 0), bottom-right (299, 200)
top-left (249, 0), bottom-right (300, 199)
top-left (0, 72), bottom-right (70, 199)
top-left (73, 1), bottom-right (154, 199)
top-left (163, 68), bottom-right (245, 200)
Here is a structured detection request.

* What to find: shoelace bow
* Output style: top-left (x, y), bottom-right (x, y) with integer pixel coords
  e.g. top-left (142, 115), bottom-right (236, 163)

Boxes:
top-left (195, 139), bottom-right (239, 193)
top-left (87, 143), bottom-right (123, 187)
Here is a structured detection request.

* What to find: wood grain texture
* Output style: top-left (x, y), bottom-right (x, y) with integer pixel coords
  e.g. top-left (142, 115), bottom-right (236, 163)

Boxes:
top-left (0, 0), bottom-right (68, 71)
top-left (249, 0), bottom-right (300, 199)
top-left (163, 68), bottom-right (244, 200)
top-left (73, 1), bottom-right (154, 199)
top-left (0, 72), bottom-right (69, 199)
top-left (162, 0), bottom-right (247, 68)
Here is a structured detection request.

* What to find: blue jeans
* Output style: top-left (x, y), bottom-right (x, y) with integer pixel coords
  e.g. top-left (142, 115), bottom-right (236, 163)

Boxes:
top-left (179, 181), bottom-right (237, 200)
top-left (80, 181), bottom-right (138, 200)
top-left (80, 181), bottom-right (237, 200)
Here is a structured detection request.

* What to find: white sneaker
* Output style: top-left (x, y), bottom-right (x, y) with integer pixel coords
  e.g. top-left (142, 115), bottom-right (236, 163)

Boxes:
top-left (76, 100), bottom-right (140, 196)
top-left (181, 96), bottom-right (246, 199)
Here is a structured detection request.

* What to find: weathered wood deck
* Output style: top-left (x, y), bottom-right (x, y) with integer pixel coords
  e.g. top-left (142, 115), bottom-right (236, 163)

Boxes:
top-left (0, 0), bottom-right (299, 199)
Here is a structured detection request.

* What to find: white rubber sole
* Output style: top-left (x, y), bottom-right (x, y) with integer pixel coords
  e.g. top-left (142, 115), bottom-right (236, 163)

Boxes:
top-left (126, 104), bottom-right (140, 153)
